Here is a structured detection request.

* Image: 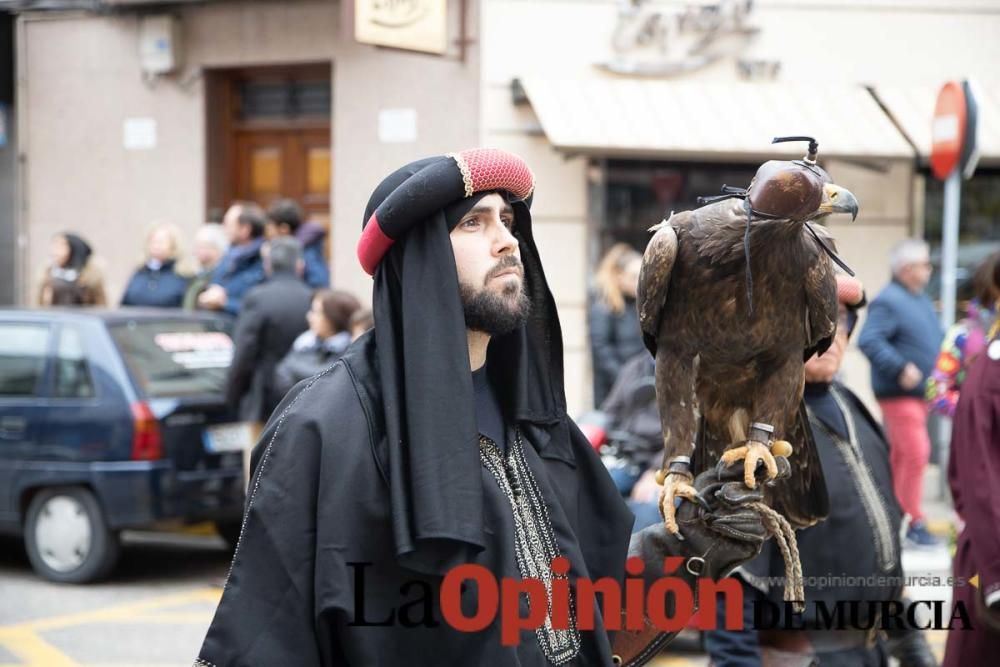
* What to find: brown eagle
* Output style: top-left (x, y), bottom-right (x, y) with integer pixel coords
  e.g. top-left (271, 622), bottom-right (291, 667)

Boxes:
top-left (637, 138), bottom-right (859, 535)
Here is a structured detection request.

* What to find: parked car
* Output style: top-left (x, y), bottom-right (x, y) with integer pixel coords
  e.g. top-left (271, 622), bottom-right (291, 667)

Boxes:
top-left (0, 308), bottom-right (249, 583)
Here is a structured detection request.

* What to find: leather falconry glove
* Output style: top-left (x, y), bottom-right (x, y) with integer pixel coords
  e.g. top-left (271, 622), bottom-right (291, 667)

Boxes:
top-left (611, 458), bottom-right (788, 666)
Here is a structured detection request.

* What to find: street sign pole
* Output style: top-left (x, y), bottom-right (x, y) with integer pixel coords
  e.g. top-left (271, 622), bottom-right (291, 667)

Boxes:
top-left (940, 169), bottom-right (961, 330)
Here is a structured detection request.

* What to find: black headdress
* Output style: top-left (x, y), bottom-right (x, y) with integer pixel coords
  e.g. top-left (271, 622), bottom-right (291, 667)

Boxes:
top-left (359, 149), bottom-right (593, 575)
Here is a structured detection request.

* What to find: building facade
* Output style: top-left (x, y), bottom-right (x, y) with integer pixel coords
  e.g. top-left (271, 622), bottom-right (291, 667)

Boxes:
top-left (6, 0), bottom-right (1000, 414)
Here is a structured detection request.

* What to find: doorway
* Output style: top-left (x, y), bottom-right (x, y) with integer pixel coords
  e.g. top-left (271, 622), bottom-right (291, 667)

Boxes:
top-left (206, 64), bottom-right (332, 257)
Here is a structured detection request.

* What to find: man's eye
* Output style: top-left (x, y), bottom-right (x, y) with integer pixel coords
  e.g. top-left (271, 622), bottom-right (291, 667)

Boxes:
top-left (462, 218), bottom-right (479, 229)
top-left (502, 218), bottom-right (514, 230)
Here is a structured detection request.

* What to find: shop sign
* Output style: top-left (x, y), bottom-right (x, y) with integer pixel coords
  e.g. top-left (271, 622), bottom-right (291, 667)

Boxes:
top-left (597, 0), bottom-right (761, 77)
top-left (355, 0), bottom-right (448, 55)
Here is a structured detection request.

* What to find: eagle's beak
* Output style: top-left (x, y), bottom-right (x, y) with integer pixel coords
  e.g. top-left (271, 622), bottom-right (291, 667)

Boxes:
top-left (819, 183), bottom-right (859, 221)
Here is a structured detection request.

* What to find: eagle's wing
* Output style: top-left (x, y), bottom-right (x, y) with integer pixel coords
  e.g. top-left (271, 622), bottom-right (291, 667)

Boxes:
top-left (692, 403), bottom-right (829, 529)
top-left (637, 218), bottom-right (681, 355)
top-left (768, 402), bottom-right (830, 527)
top-left (803, 228), bottom-right (839, 361)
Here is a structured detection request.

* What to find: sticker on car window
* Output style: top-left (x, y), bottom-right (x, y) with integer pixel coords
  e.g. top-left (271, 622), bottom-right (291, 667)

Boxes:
top-left (153, 332), bottom-right (233, 369)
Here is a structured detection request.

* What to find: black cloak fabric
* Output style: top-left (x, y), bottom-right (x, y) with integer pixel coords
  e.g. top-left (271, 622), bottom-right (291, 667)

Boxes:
top-left (197, 154), bottom-right (634, 666)
top-left (737, 381), bottom-right (903, 623)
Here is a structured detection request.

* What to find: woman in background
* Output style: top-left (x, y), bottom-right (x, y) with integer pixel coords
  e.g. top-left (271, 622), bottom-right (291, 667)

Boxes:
top-left (120, 223), bottom-right (191, 308)
top-left (273, 289), bottom-right (361, 397)
top-left (588, 242), bottom-right (645, 407)
top-left (38, 232), bottom-right (106, 306)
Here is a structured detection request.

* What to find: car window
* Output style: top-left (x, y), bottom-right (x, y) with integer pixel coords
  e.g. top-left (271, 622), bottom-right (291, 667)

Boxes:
top-left (108, 319), bottom-right (233, 398)
top-left (54, 324), bottom-right (95, 399)
top-left (0, 323), bottom-right (50, 397)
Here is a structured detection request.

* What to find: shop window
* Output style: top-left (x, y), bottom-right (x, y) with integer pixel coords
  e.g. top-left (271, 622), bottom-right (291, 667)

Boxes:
top-left (923, 168), bottom-right (1000, 314)
top-left (601, 159), bottom-right (758, 253)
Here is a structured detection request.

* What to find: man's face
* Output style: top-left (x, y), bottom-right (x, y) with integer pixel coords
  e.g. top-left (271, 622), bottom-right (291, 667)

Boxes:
top-left (222, 205), bottom-right (248, 245)
top-left (194, 235), bottom-right (223, 269)
top-left (804, 306), bottom-right (849, 384)
top-left (450, 193), bottom-right (531, 336)
top-left (900, 255), bottom-right (933, 291)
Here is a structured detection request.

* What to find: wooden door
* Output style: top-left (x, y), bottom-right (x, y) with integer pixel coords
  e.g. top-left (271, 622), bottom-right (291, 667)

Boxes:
top-left (234, 128), bottom-right (331, 219)
top-left (207, 64), bottom-right (332, 255)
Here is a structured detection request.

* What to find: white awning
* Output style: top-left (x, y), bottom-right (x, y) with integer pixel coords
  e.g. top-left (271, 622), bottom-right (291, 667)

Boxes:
top-left (519, 78), bottom-right (915, 162)
top-left (873, 81), bottom-right (1000, 165)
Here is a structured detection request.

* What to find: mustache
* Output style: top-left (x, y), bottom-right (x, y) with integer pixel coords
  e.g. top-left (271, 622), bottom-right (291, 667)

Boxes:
top-left (484, 255), bottom-right (524, 284)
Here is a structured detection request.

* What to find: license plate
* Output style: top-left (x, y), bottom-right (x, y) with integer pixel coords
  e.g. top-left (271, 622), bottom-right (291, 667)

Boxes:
top-left (204, 423), bottom-right (254, 454)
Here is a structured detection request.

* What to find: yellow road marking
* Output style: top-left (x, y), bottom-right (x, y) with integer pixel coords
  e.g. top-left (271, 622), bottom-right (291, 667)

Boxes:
top-left (0, 587), bottom-right (222, 667)
top-left (0, 627), bottom-right (80, 666)
top-left (1, 588), bottom-right (221, 634)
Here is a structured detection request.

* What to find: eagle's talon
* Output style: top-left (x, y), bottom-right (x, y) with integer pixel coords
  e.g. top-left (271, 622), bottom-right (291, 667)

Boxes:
top-left (658, 472), bottom-right (699, 537)
top-left (720, 440), bottom-right (779, 489)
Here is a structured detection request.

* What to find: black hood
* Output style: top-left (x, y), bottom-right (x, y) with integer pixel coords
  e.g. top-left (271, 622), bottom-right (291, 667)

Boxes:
top-left (362, 154), bottom-right (570, 575)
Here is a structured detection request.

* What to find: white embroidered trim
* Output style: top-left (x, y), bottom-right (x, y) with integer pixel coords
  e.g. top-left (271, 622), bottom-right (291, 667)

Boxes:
top-left (446, 152), bottom-right (474, 198)
top-left (479, 431), bottom-right (581, 665)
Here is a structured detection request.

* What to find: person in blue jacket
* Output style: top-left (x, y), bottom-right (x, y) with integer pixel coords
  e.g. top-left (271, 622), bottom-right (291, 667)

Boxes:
top-left (266, 198), bottom-right (331, 289)
top-left (120, 223), bottom-right (191, 308)
top-left (197, 202), bottom-right (268, 316)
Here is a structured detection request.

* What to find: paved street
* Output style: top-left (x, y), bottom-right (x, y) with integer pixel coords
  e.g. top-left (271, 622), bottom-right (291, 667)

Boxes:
top-left (0, 530), bottom-right (229, 667)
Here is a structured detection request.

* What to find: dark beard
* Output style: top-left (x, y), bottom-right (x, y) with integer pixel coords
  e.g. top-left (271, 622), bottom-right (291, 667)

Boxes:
top-left (460, 279), bottom-right (531, 336)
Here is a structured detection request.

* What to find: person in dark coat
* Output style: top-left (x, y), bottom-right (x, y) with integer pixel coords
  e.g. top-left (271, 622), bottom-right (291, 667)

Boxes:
top-left (943, 260), bottom-right (1000, 667)
top-left (120, 223), bottom-right (191, 308)
top-left (226, 237), bottom-right (313, 424)
top-left (705, 275), bottom-right (936, 667)
top-left (38, 232), bottom-right (107, 306)
top-left (197, 149), bottom-right (773, 667)
top-left (599, 351), bottom-right (663, 532)
top-left (273, 288), bottom-right (361, 397)
top-left (198, 202), bottom-right (268, 315)
top-left (266, 197), bottom-right (331, 289)
top-left (589, 242), bottom-right (645, 406)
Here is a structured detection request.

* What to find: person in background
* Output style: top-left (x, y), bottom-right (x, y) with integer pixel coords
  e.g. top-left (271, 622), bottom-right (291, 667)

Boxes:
top-left (705, 275), bottom-right (936, 667)
top-left (38, 232), bottom-right (107, 306)
top-left (266, 198), bottom-right (330, 289)
top-left (943, 259), bottom-right (1000, 667)
top-left (120, 223), bottom-right (191, 308)
top-left (598, 351), bottom-right (663, 532)
top-left (226, 237), bottom-right (313, 424)
top-left (588, 242), bottom-right (645, 407)
top-left (198, 201), bottom-right (267, 316)
top-left (858, 239), bottom-right (943, 548)
top-left (273, 289), bottom-right (361, 398)
top-left (183, 223), bottom-right (230, 310)
top-left (926, 251), bottom-right (1000, 417)
top-left (348, 307), bottom-right (373, 341)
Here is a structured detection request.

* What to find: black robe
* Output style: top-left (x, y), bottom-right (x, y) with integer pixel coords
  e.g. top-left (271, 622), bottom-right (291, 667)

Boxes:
top-left (196, 331), bottom-right (635, 666)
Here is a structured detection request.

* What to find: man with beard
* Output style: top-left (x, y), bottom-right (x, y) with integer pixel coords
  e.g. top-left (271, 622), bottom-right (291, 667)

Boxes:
top-left (196, 149), bottom-right (771, 666)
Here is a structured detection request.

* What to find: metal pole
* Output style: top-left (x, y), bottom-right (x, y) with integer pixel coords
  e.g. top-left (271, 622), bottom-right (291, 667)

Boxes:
top-left (940, 170), bottom-right (961, 330)
top-left (934, 169), bottom-right (961, 501)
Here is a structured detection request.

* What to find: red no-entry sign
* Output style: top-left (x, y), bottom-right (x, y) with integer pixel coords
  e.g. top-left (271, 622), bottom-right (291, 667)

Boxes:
top-left (931, 80), bottom-right (979, 181)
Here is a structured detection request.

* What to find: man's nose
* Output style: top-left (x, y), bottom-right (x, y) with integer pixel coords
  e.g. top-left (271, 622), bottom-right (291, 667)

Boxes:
top-left (492, 220), bottom-right (518, 255)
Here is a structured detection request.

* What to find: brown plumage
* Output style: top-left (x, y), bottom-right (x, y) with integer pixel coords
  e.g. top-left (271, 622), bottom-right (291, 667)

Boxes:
top-left (637, 146), bottom-right (859, 534)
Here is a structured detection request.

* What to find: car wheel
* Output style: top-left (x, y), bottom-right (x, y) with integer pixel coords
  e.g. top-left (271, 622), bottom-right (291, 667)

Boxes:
top-left (215, 519), bottom-right (244, 551)
top-left (24, 487), bottom-right (120, 584)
